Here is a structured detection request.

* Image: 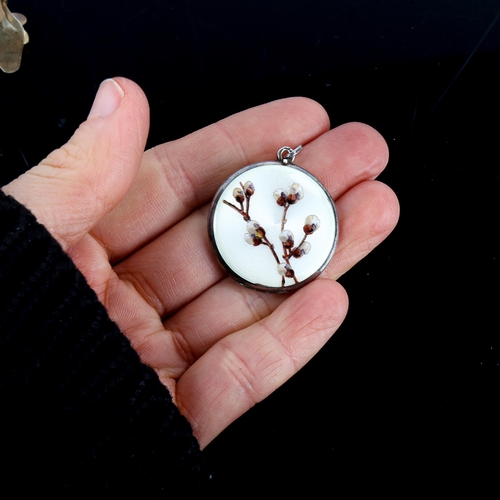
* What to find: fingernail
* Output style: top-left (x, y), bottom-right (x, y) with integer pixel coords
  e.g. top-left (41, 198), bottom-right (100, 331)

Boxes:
top-left (88, 79), bottom-right (124, 119)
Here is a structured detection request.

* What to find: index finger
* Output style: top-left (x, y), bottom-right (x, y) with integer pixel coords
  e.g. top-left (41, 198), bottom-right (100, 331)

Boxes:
top-left (91, 97), bottom-right (330, 262)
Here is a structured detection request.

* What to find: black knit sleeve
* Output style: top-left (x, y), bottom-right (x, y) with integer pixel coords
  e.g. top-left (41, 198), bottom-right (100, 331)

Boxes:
top-left (0, 191), bottom-right (212, 496)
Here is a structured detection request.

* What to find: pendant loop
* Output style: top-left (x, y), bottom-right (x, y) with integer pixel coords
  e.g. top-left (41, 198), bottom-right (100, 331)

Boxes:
top-left (277, 145), bottom-right (303, 165)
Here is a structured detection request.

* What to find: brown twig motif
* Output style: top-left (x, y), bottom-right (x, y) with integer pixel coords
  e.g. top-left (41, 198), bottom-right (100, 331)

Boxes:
top-left (223, 180), bottom-right (321, 287)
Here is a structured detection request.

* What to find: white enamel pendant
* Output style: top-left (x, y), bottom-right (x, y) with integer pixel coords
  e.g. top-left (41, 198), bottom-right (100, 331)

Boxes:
top-left (208, 146), bottom-right (338, 292)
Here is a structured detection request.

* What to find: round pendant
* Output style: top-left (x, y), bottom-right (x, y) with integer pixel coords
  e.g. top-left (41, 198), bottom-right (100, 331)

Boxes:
top-left (208, 146), bottom-right (338, 293)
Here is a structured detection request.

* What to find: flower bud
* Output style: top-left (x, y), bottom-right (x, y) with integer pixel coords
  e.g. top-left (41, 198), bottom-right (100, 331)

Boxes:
top-left (291, 241), bottom-right (311, 258)
top-left (277, 263), bottom-right (295, 278)
top-left (243, 181), bottom-right (255, 196)
top-left (287, 183), bottom-right (303, 204)
top-left (303, 215), bottom-right (320, 235)
top-left (246, 220), bottom-right (266, 238)
top-left (244, 233), bottom-right (262, 246)
top-left (233, 187), bottom-right (245, 203)
top-left (273, 189), bottom-right (288, 206)
top-left (279, 230), bottom-right (295, 248)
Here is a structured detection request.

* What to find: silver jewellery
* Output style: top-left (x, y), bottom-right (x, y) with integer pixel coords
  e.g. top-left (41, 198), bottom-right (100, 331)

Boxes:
top-left (208, 146), bottom-right (338, 293)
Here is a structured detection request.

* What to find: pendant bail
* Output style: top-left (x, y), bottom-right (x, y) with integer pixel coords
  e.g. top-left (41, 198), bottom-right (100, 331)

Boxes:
top-left (277, 145), bottom-right (303, 165)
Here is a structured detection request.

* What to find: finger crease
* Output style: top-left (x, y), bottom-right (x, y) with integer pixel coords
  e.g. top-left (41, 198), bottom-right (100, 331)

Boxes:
top-left (219, 338), bottom-right (262, 406)
top-left (171, 328), bottom-right (197, 367)
top-left (154, 149), bottom-right (201, 214)
top-left (238, 285), bottom-right (279, 325)
top-left (118, 271), bottom-right (166, 317)
top-left (259, 320), bottom-right (301, 373)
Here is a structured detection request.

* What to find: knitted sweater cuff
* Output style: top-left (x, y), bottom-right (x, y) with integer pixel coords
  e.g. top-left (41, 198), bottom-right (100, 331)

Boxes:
top-left (0, 191), bottom-right (210, 494)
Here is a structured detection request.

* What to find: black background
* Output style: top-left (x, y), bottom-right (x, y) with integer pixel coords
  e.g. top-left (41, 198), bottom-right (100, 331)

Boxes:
top-left (1, 0), bottom-right (498, 495)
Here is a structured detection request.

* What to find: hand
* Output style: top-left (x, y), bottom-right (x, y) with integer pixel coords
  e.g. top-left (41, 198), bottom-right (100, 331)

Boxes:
top-left (2, 78), bottom-right (399, 449)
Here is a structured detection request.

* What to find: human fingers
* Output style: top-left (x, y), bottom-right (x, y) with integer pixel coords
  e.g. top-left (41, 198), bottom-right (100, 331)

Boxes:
top-left (2, 78), bottom-right (149, 252)
top-left (323, 180), bottom-right (399, 280)
top-left (175, 278), bottom-right (349, 449)
top-left (138, 178), bottom-right (398, 374)
top-left (113, 122), bottom-right (390, 319)
top-left (91, 97), bottom-right (330, 262)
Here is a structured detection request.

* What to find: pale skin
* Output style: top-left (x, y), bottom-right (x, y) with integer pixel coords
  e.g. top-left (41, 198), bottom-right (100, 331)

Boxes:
top-left (2, 77), bottom-right (400, 450)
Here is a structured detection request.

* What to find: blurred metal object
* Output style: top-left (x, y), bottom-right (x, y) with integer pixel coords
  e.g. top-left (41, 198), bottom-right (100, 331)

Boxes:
top-left (0, 0), bottom-right (28, 73)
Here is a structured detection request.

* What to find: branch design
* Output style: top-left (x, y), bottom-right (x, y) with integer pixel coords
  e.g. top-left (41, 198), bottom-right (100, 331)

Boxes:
top-left (223, 180), bottom-right (321, 287)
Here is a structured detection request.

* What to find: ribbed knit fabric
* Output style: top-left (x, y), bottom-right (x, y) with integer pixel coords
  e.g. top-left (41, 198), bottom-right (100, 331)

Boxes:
top-left (0, 191), bottom-right (211, 496)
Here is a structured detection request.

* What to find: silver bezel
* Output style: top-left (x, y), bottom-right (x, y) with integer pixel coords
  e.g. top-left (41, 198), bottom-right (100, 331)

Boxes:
top-left (208, 160), bottom-right (339, 293)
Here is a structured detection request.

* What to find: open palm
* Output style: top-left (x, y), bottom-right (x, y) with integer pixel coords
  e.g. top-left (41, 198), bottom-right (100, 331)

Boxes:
top-left (3, 78), bottom-right (399, 449)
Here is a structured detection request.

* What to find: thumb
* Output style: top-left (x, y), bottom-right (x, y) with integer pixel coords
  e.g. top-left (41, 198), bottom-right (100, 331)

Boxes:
top-left (2, 77), bottom-right (150, 251)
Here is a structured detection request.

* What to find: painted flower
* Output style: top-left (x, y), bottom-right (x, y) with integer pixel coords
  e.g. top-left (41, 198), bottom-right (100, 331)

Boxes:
top-left (279, 230), bottom-right (295, 248)
top-left (273, 188), bottom-right (288, 206)
top-left (287, 183), bottom-right (303, 204)
top-left (246, 220), bottom-right (266, 238)
top-left (291, 241), bottom-right (311, 258)
top-left (233, 187), bottom-right (245, 203)
top-left (244, 233), bottom-right (262, 246)
top-left (243, 181), bottom-right (255, 196)
top-left (303, 215), bottom-right (320, 235)
top-left (277, 262), bottom-right (295, 278)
